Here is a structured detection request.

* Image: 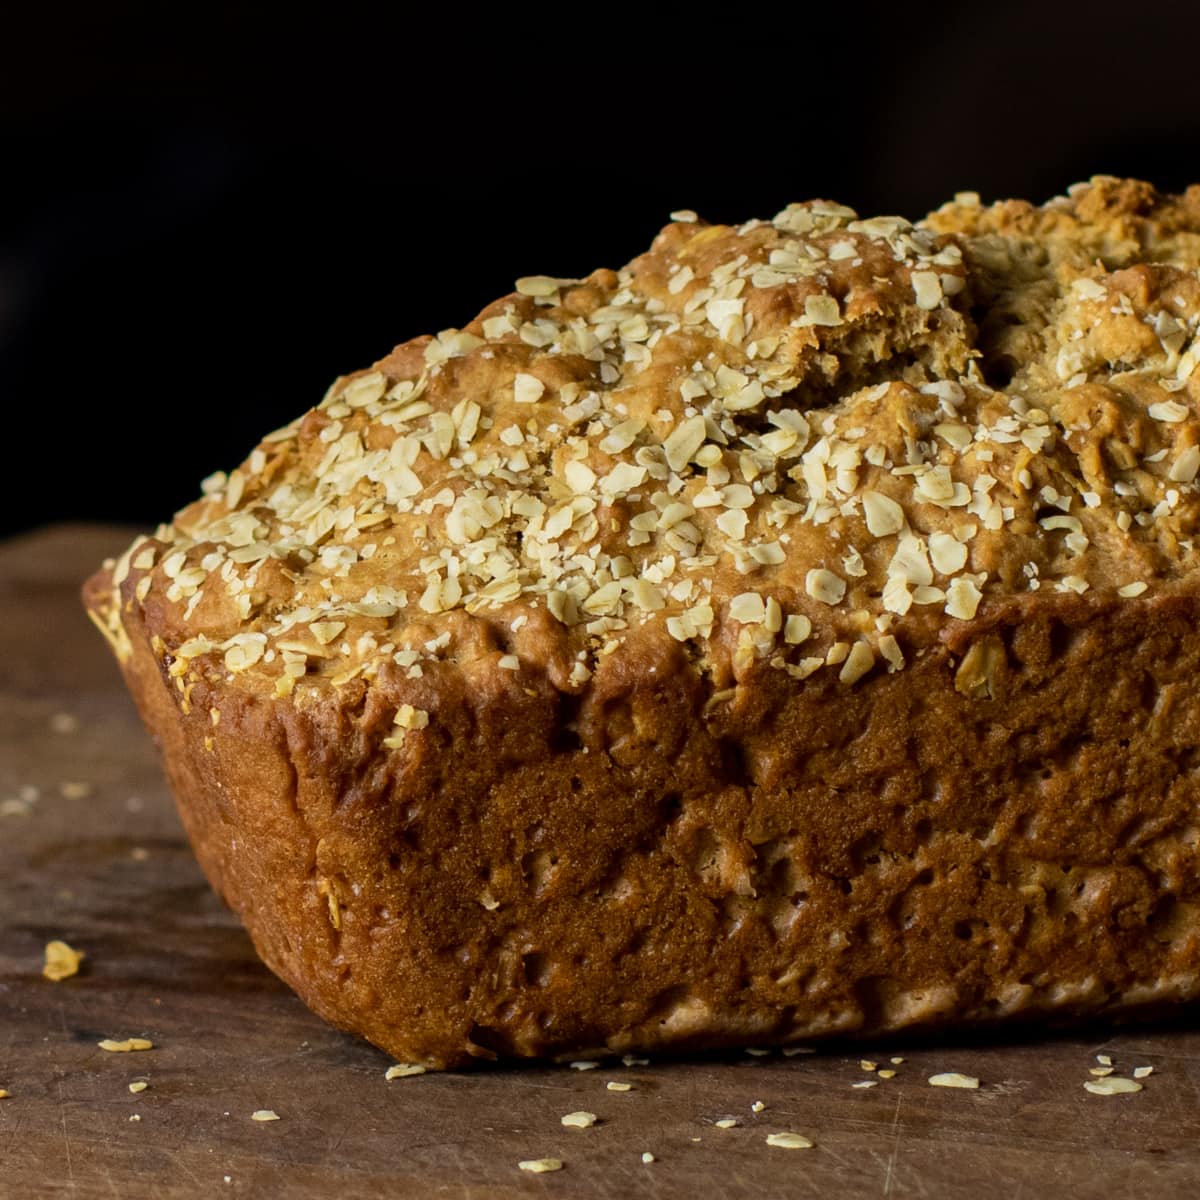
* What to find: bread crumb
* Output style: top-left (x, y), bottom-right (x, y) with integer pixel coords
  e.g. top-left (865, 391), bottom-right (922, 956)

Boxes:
top-left (561, 1111), bottom-right (597, 1128)
top-left (518, 1158), bottom-right (563, 1173)
top-left (765, 1132), bottom-right (814, 1149)
top-left (928, 1072), bottom-right (979, 1089)
top-left (98, 1038), bottom-right (153, 1053)
top-left (384, 1064), bottom-right (426, 1080)
top-left (251, 1110), bottom-right (281, 1121)
top-left (43, 940), bottom-right (84, 982)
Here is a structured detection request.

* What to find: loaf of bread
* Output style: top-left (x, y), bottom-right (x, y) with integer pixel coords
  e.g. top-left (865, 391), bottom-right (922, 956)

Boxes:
top-left (85, 177), bottom-right (1200, 1068)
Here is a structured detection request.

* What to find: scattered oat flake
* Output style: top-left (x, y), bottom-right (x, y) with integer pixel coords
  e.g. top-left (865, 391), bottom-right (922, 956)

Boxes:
top-left (59, 782), bottom-right (92, 800)
top-left (929, 1073), bottom-right (979, 1089)
top-left (783, 1046), bottom-right (815, 1057)
top-left (561, 1110), bottom-right (597, 1129)
top-left (385, 1064), bottom-right (426, 1080)
top-left (765, 1132), bottom-right (814, 1150)
top-left (1089, 1066), bottom-right (1115, 1077)
top-left (860, 1060), bottom-right (877, 1071)
top-left (877, 1070), bottom-right (897, 1080)
top-left (518, 1159), bottom-right (563, 1174)
top-left (715, 1119), bottom-right (738, 1129)
top-left (251, 1110), bottom-right (281, 1122)
top-left (1133, 1066), bottom-right (1154, 1079)
top-left (50, 712), bottom-right (79, 734)
top-left (99, 1038), bottom-right (153, 1053)
top-left (1084, 1078), bottom-right (1142, 1096)
top-left (890, 1057), bottom-right (905, 1065)
top-left (852, 1080), bottom-right (878, 1089)
top-left (43, 940), bottom-right (84, 982)
top-left (641, 1152), bottom-right (655, 1164)
top-left (129, 1082), bottom-right (148, 1094)
top-left (128, 1114), bottom-right (141, 1123)
top-left (607, 1081), bottom-right (632, 1092)
top-left (570, 1060), bottom-right (599, 1071)
top-left (622, 1055), bottom-right (649, 1067)
top-left (0, 1090), bottom-right (9, 1099)
top-left (750, 1101), bottom-right (765, 1113)
top-left (1096, 1054), bottom-right (1113, 1066)
top-left (745, 1047), bottom-right (770, 1057)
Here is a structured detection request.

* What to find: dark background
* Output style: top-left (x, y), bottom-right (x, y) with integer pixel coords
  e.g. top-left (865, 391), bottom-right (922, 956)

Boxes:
top-left (3, 3), bottom-right (1199, 538)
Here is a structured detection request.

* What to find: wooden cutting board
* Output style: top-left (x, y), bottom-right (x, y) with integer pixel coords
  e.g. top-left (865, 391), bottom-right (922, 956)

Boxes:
top-left (3, 524), bottom-right (1199, 1199)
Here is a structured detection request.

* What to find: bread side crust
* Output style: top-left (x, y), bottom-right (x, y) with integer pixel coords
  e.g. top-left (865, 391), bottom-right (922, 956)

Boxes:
top-left (89, 563), bottom-right (1200, 1067)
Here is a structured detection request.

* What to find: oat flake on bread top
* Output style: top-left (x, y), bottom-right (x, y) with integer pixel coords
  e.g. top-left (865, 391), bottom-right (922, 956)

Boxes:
top-left (94, 176), bottom-right (1200, 699)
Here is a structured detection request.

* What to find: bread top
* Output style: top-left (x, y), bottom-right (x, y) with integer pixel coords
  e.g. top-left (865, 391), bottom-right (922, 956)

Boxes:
top-left (90, 176), bottom-right (1200, 707)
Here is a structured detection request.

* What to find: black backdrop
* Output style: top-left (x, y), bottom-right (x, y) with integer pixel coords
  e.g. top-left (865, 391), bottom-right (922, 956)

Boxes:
top-left (4, 3), bottom-right (1200, 538)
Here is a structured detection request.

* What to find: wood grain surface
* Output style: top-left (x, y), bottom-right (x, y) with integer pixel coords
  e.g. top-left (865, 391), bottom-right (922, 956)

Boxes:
top-left (3, 525), bottom-right (1200, 1199)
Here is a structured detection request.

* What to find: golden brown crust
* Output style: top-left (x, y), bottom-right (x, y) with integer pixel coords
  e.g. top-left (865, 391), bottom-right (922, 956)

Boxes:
top-left (86, 178), bottom-right (1200, 1066)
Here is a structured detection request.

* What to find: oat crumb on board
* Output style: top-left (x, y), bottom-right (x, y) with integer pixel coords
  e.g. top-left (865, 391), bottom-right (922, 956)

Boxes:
top-left (251, 1110), bottom-right (281, 1121)
top-left (606, 1081), bottom-right (633, 1092)
top-left (385, 1063), bottom-right (426, 1079)
top-left (928, 1072), bottom-right (980, 1089)
top-left (518, 1158), bottom-right (563, 1173)
top-left (98, 1038), bottom-right (153, 1053)
top-left (43, 940), bottom-right (84, 982)
top-left (561, 1111), bottom-right (597, 1128)
top-left (641, 1152), bottom-right (656, 1164)
top-left (128, 1081), bottom-right (148, 1094)
top-left (1083, 1078), bottom-right (1143, 1095)
top-left (765, 1132), bottom-right (815, 1150)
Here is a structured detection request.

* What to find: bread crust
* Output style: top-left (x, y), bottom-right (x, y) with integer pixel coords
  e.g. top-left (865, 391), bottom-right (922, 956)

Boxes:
top-left (85, 178), bottom-right (1200, 1066)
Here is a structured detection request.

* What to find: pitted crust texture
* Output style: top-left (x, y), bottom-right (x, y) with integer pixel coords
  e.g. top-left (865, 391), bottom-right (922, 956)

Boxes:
top-left (85, 177), bottom-right (1200, 1066)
